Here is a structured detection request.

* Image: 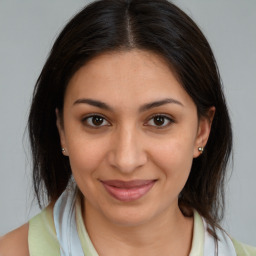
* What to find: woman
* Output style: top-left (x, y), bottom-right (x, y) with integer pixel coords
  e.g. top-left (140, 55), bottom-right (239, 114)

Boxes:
top-left (0, 0), bottom-right (255, 255)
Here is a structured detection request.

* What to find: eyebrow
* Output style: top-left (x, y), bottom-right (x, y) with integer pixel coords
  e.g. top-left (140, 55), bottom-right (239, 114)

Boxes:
top-left (73, 98), bottom-right (184, 112)
top-left (139, 98), bottom-right (184, 112)
top-left (73, 98), bottom-right (113, 111)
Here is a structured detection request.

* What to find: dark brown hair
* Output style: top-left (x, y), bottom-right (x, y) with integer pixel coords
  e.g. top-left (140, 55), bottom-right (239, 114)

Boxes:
top-left (28, 0), bottom-right (232, 236)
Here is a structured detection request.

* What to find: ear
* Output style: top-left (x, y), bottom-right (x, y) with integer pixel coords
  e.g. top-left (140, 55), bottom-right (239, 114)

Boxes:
top-left (56, 108), bottom-right (69, 156)
top-left (193, 106), bottom-right (215, 158)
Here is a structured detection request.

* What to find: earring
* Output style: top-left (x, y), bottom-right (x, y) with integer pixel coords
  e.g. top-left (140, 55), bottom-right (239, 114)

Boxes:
top-left (198, 147), bottom-right (204, 154)
top-left (61, 148), bottom-right (66, 153)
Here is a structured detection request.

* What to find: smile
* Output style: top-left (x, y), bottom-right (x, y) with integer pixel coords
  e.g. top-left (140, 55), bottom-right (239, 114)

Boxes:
top-left (100, 179), bottom-right (157, 202)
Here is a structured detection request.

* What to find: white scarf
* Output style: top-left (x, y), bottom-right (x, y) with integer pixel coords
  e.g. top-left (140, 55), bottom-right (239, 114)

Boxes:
top-left (203, 220), bottom-right (237, 256)
top-left (53, 184), bottom-right (84, 256)
top-left (53, 186), bottom-right (237, 256)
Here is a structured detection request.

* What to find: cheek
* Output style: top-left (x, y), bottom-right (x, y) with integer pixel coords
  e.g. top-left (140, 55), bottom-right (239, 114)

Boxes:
top-left (67, 137), bottom-right (109, 205)
top-left (149, 132), bottom-right (195, 185)
top-left (67, 136), bottom-right (108, 179)
top-left (153, 142), bottom-right (193, 173)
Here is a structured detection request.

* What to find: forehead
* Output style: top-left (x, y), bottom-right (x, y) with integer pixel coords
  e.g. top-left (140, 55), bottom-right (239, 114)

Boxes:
top-left (64, 50), bottom-right (194, 109)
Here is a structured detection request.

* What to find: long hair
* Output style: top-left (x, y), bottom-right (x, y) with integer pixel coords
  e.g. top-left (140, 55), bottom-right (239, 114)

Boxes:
top-left (28, 0), bottom-right (232, 237)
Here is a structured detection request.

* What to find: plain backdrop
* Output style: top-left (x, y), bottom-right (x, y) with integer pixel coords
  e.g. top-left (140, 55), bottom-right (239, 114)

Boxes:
top-left (0, 0), bottom-right (255, 246)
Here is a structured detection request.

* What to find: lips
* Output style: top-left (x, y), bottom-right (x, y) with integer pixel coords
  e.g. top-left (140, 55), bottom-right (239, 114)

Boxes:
top-left (101, 179), bottom-right (156, 202)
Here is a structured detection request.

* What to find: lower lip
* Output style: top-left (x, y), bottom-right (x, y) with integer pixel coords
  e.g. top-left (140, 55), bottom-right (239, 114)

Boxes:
top-left (102, 181), bottom-right (156, 202)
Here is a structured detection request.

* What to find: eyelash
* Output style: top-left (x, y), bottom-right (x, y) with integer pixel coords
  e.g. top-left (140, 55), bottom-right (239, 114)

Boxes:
top-left (82, 114), bottom-right (110, 128)
top-left (81, 114), bottom-right (174, 129)
top-left (145, 114), bottom-right (175, 129)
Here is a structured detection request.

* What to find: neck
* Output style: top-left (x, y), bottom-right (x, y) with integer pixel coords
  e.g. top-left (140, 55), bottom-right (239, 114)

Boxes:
top-left (83, 199), bottom-right (193, 256)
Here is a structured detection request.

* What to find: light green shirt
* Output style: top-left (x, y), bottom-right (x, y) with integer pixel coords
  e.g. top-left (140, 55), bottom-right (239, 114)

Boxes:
top-left (28, 200), bottom-right (256, 256)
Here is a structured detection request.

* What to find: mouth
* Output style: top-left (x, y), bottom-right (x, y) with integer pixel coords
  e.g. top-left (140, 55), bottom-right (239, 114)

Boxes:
top-left (100, 179), bottom-right (157, 202)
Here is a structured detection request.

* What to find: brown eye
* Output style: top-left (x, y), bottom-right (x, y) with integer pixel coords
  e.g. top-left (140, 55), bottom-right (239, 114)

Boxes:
top-left (146, 114), bottom-right (174, 128)
top-left (92, 116), bottom-right (104, 126)
top-left (83, 115), bottom-right (110, 128)
top-left (153, 116), bottom-right (165, 126)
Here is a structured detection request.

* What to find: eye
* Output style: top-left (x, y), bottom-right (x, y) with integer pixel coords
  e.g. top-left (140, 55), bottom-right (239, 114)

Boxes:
top-left (82, 114), bottom-right (110, 128)
top-left (146, 114), bottom-right (174, 128)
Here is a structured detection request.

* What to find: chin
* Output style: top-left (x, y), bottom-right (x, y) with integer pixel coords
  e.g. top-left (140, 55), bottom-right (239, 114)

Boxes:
top-left (102, 204), bottom-right (158, 227)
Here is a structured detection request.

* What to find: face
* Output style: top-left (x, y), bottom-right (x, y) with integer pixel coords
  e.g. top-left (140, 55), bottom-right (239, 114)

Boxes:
top-left (57, 50), bottom-right (213, 227)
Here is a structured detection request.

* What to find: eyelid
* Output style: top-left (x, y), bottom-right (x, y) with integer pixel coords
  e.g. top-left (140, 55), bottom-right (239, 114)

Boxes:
top-left (81, 113), bottom-right (175, 129)
top-left (144, 114), bottom-right (175, 128)
top-left (81, 113), bottom-right (111, 128)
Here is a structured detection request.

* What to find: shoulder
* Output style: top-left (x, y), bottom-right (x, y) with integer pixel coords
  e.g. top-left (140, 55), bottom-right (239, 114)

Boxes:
top-left (232, 238), bottom-right (256, 256)
top-left (28, 203), bottom-right (60, 255)
top-left (0, 223), bottom-right (29, 256)
top-left (0, 202), bottom-right (59, 256)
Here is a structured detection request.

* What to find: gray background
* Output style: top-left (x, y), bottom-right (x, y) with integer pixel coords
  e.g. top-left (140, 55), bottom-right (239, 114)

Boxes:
top-left (0, 0), bottom-right (255, 246)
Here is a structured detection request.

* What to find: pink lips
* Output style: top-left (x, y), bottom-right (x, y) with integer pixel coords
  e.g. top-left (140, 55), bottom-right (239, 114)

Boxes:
top-left (101, 179), bottom-right (156, 202)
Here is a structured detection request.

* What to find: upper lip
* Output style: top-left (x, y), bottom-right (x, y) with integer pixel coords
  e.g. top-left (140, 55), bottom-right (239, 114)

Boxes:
top-left (100, 179), bottom-right (157, 188)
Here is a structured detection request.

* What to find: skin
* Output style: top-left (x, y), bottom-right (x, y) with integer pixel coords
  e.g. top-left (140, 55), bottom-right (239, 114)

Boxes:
top-left (57, 49), bottom-right (215, 256)
top-left (0, 49), bottom-right (214, 256)
top-left (0, 223), bottom-right (29, 256)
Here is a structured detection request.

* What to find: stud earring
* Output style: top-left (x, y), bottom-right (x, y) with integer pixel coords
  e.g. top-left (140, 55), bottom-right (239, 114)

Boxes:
top-left (61, 148), bottom-right (66, 153)
top-left (198, 147), bottom-right (204, 154)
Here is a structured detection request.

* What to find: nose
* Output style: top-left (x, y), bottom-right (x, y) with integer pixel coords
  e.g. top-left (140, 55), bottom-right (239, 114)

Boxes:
top-left (107, 126), bottom-right (147, 174)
